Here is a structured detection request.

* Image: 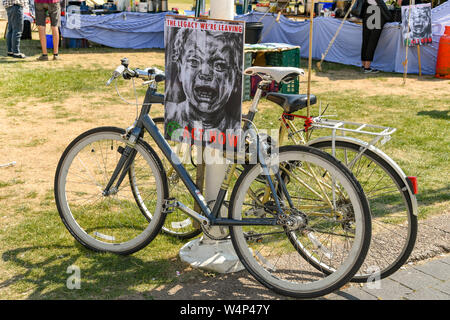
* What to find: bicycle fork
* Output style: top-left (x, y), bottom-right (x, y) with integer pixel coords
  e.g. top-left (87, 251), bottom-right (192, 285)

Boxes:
top-left (102, 126), bottom-right (141, 197)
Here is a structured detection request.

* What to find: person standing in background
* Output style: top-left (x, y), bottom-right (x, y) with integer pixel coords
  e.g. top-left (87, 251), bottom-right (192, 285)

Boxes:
top-left (3, 0), bottom-right (27, 58)
top-left (35, 0), bottom-right (61, 61)
top-left (361, 0), bottom-right (403, 73)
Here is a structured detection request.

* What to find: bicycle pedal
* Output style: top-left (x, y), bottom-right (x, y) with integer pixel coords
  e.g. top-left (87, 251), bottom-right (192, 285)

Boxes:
top-left (163, 197), bottom-right (177, 214)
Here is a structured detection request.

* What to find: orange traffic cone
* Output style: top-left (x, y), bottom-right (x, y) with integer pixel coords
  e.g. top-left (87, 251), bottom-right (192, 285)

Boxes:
top-left (435, 26), bottom-right (450, 79)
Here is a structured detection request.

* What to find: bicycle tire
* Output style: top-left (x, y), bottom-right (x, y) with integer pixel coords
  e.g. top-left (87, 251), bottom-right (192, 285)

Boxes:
top-left (137, 117), bottom-right (202, 239)
top-left (309, 140), bottom-right (418, 282)
top-left (54, 126), bottom-right (168, 255)
top-left (228, 145), bottom-right (371, 298)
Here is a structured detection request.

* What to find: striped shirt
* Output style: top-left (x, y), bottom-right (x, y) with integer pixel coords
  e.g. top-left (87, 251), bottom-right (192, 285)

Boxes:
top-left (2, 0), bottom-right (27, 9)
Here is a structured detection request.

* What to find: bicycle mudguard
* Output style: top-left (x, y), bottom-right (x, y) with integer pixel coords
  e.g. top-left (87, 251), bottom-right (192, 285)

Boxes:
top-left (307, 135), bottom-right (418, 216)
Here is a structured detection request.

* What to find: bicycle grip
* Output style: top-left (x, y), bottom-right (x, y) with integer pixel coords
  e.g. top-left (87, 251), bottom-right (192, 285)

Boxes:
top-left (106, 65), bottom-right (126, 86)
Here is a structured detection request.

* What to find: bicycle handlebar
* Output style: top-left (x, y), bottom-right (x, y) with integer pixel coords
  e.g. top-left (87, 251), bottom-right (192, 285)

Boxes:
top-left (106, 58), bottom-right (165, 86)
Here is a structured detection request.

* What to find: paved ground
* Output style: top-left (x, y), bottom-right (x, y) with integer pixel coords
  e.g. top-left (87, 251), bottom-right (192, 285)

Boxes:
top-left (145, 212), bottom-right (450, 300)
top-left (323, 253), bottom-right (450, 300)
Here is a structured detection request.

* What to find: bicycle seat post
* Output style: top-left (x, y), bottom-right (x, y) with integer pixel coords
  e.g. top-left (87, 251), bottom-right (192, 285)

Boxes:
top-left (243, 78), bottom-right (272, 131)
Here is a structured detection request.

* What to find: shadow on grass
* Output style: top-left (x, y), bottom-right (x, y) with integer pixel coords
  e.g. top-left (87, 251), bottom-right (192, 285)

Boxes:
top-left (417, 110), bottom-right (449, 120)
top-left (416, 184), bottom-right (450, 206)
top-left (1, 244), bottom-right (178, 300)
top-left (0, 243), bottom-right (286, 300)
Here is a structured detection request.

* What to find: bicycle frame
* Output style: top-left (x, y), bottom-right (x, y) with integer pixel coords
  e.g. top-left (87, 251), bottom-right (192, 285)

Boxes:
top-left (103, 87), bottom-right (288, 228)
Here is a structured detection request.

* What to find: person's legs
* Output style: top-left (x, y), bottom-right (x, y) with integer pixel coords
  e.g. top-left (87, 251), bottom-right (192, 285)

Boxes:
top-left (52, 27), bottom-right (59, 55)
top-left (6, 5), bottom-right (24, 55)
top-left (363, 29), bottom-right (382, 63)
top-left (361, 3), bottom-right (371, 68)
top-left (5, 8), bottom-right (13, 54)
top-left (38, 26), bottom-right (48, 55)
top-left (48, 2), bottom-right (61, 58)
top-left (35, 3), bottom-right (49, 57)
top-left (362, 11), bottom-right (387, 71)
top-left (361, 26), bottom-right (371, 68)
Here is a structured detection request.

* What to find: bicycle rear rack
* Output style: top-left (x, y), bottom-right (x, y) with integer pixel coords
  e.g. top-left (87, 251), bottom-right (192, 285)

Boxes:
top-left (312, 118), bottom-right (397, 138)
top-left (311, 117), bottom-right (397, 170)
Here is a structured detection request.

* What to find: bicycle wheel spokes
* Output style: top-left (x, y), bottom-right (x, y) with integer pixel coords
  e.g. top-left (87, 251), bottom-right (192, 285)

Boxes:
top-left (312, 141), bottom-right (417, 281)
top-left (287, 161), bottom-right (358, 272)
top-left (230, 146), bottom-right (370, 298)
top-left (65, 138), bottom-right (156, 244)
top-left (56, 127), bottom-right (167, 254)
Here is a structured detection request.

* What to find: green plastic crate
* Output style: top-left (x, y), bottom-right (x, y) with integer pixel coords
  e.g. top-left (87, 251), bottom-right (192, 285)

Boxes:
top-left (242, 51), bottom-right (253, 102)
top-left (265, 48), bottom-right (300, 94)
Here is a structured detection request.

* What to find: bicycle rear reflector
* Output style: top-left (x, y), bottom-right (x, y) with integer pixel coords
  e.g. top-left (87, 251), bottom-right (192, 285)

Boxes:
top-left (407, 176), bottom-right (418, 194)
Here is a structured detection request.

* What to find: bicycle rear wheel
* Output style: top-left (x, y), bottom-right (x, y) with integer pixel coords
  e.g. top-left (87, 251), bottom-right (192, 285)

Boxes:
top-left (228, 145), bottom-right (371, 298)
top-left (54, 127), bottom-right (168, 255)
top-left (137, 117), bottom-right (202, 239)
top-left (309, 140), bottom-right (417, 282)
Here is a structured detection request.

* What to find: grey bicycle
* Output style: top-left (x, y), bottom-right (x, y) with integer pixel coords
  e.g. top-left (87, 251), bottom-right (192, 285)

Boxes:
top-left (54, 58), bottom-right (372, 298)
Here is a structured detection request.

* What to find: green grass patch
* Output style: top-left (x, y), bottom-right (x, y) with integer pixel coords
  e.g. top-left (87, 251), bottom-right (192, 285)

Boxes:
top-left (24, 138), bottom-right (48, 148)
top-left (0, 208), bottom-right (191, 299)
top-left (0, 66), bottom-right (113, 105)
top-left (0, 178), bottom-right (25, 188)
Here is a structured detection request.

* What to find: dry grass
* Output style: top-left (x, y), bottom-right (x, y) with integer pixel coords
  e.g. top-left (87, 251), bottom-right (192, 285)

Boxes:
top-left (0, 19), bottom-right (448, 299)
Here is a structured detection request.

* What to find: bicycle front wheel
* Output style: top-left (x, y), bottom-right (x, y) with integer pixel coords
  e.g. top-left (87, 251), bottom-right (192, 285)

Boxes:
top-left (310, 140), bottom-right (417, 282)
top-left (228, 145), bottom-right (371, 298)
top-left (54, 127), bottom-right (168, 255)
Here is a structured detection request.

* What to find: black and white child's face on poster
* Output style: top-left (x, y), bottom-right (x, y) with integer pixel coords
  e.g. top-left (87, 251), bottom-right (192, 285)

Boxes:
top-left (164, 16), bottom-right (244, 148)
top-left (401, 3), bottom-right (432, 46)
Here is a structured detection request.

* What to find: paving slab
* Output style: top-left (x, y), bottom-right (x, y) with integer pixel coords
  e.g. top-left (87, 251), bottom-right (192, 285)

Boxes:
top-left (389, 267), bottom-right (443, 291)
top-left (438, 255), bottom-right (450, 266)
top-left (361, 278), bottom-right (413, 300)
top-left (432, 280), bottom-right (450, 295)
top-left (404, 287), bottom-right (450, 300)
top-left (339, 286), bottom-right (379, 300)
top-left (413, 260), bottom-right (450, 281)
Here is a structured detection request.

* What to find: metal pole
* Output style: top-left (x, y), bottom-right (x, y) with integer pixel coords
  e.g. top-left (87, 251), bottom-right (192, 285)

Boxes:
top-left (179, 0), bottom-right (245, 274)
top-left (243, 0), bottom-right (250, 14)
top-left (306, 0), bottom-right (315, 120)
top-left (194, 0), bottom-right (203, 17)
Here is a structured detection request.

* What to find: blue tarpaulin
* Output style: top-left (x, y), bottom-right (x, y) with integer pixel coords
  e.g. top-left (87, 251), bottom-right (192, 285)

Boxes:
top-left (61, 12), bottom-right (166, 49)
top-left (61, 2), bottom-right (450, 74)
top-left (238, 6), bottom-right (448, 75)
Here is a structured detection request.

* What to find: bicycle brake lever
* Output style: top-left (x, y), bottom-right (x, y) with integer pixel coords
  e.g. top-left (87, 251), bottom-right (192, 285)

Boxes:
top-left (106, 77), bottom-right (114, 86)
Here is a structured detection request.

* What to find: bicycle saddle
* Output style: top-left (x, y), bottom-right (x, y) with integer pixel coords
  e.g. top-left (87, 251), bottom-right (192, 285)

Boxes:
top-left (244, 66), bottom-right (305, 83)
top-left (266, 92), bottom-right (317, 113)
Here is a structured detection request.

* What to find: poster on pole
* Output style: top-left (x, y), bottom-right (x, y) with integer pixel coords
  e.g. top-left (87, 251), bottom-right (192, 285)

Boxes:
top-left (401, 3), bottom-right (432, 46)
top-left (164, 15), bottom-right (245, 149)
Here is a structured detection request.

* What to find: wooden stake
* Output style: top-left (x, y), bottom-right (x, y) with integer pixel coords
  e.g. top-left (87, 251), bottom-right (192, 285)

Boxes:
top-left (403, 0), bottom-right (414, 85)
top-left (417, 45), bottom-right (422, 76)
top-left (317, 0), bottom-right (357, 72)
top-left (276, 11), bottom-right (282, 23)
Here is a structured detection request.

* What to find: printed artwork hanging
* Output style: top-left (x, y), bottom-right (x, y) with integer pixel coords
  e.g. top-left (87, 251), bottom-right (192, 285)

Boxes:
top-left (164, 15), bottom-right (245, 149)
top-left (401, 3), bottom-right (432, 46)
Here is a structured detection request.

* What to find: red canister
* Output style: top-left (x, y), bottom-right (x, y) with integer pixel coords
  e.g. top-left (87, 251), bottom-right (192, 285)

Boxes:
top-left (435, 26), bottom-right (450, 79)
